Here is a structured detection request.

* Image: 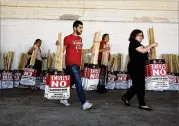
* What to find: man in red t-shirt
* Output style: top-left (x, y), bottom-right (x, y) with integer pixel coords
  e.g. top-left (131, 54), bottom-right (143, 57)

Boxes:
top-left (60, 20), bottom-right (93, 110)
top-left (97, 34), bottom-right (110, 93)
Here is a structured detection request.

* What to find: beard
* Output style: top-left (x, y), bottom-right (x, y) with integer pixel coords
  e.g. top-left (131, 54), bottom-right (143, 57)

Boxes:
top-left (76, 31), bottom-right (82, 35)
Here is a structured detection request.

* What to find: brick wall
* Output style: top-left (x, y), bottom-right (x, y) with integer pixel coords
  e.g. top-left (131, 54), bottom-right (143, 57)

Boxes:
top-left (1, 0), bottom-right (178, 23)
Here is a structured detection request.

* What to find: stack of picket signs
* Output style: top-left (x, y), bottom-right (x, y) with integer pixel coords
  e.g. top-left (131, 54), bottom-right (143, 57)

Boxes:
top-left (44, 33), bottom-right (71, 100)
top-left (80, 32), bottom-right (101, 91)
top-left (145, 27), bottom-right (178, 91)
top-left (0, 51), bottom-right (15, 89)
top-left (162, 54), bottom-right (179, 91)
top-left (0, 28), bottom-right (178, 92)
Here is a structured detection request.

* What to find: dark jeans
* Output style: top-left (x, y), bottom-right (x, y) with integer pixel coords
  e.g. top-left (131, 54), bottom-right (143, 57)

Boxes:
top-left (66, 65), bottom-right (87, 104)
top-left (27, 58), bottom-right (42, 76)
top-left (122, 63), bottom-right (146, 106)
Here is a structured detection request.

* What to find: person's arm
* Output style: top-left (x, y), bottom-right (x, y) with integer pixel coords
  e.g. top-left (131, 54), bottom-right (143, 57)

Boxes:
top-left (136, 43), bottom-right (158, 54)
top-left (99, 47), bottom-right (110, 52)
top-left (98, 41), bottom-right (110, 52)
top-left (63, 46), bottom-right (66, 53)
top-left (28, 46), bottom-right (35, 55)
top-left (63, 36), bottom-right (68, 53)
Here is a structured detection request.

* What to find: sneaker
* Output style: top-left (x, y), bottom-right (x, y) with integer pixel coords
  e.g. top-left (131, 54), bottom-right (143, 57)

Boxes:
top-left (72, 84), bottom-right (76, 89)
top-left (60, 99), bottom-right (70, 106)
top-left (82, 101), bottom-right (93, 110)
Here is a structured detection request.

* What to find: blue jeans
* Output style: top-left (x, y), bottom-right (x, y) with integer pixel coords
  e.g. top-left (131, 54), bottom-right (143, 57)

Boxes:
top-left (66, 65), bottom-right (87, 104)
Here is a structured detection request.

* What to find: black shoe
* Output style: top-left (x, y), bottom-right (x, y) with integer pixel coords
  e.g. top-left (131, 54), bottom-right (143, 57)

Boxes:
top-left (30, 87), bottom-right (38, 91)
top-left (121, 96), bottom-right (130, 106)
top-left (139, 105), bottom-right (153, 111)
top-left (96, 85), bottom-right (108, 93)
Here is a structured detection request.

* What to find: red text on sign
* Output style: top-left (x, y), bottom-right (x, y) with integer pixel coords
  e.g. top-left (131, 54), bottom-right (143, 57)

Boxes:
top-left (48, 75), bottom-right (70, 88)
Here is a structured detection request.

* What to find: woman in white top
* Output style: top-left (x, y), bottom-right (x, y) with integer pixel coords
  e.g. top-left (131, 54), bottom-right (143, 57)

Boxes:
top-left (27, 39), bottom-right (44, 76)
top-left (27, 39), bottom-right (46, 90)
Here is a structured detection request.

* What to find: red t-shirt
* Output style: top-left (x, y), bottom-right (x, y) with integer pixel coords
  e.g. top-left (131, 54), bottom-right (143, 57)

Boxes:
top-left (64, 34), bottom-right (83, 66)
top-left (98, 40), bottom-right (110, 61)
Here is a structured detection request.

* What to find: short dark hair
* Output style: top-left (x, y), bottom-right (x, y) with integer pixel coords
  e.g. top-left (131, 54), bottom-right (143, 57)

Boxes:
top-left (73, 20), bottom-right (83, 28)
top-left (102, 34), bottom-right (109, 40)
top-left (34, 39), bottom-right (42, 45)
top-left (128, 29), bottom-right (144, 41)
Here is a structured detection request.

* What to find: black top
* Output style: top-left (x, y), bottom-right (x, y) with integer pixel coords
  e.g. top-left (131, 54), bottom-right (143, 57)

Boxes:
top-left (128, 39), bottom-right (148, 67)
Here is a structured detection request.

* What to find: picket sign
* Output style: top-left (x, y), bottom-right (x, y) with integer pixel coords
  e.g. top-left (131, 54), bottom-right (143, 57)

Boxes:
top-left (20, 68), bottom-right (37, 86)
top-left (35, 74), bottom-right (43, 88)
top-left (39, 76), bottom-right (46, 90)
top-left (0, 71), bottom-right (13, 89)
top-left (167, 73), bottom-right (179, 91)
top-left (145, 76), bottom-right (169, 91)
top-left (146, 64), bottom-right (167, 76)
top-left (115, 72), bottom-right (128, 89)
top-left (105, 72), bottom-right (116, 90)
top-left (13, 70), bottom-right (22, 88)
top-left (44, 74), bottom-right (70, 100)
top-left (145, 59), bottom-right (167, 77)
top-left (82, 67), bottom-right (100, 90)
top-left (145, 59), bottom-right (169, 91)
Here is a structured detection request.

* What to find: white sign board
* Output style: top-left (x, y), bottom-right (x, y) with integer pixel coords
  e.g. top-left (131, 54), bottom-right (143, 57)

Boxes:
top-left (146, 76), bottom-right (169, 91)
